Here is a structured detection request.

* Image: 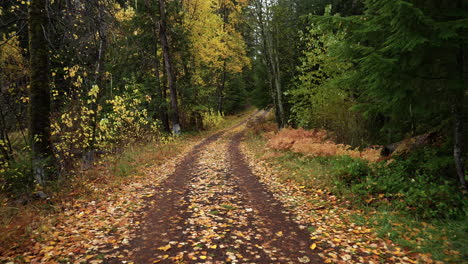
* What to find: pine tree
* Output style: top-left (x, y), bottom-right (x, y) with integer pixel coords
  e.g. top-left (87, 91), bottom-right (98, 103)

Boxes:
top-left (315, 0), bottom-right (468, 188)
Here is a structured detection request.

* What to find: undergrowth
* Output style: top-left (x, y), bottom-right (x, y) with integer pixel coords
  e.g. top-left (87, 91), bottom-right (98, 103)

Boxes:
top-left (265, 127), bottom-right (381, 162)
top-left (244, 121), bottom-right (467, 263)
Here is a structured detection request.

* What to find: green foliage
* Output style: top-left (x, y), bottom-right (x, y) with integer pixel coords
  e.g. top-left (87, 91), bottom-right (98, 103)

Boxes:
top-left (98, 83), bottom-right (161, 147)
top-left (0, 152), bottom-right (33, 195)
top-left (330, 156), bottom-right (372, 185)
top-left (309, 0), bottom-right (468, 143)
top-left (284, 0), bottom-right (468, 199)
top-left (248, 62), bottom-right (271, 109)
top-left (289, 22), bottom-right (368, 145)
top-left (329, 148), bottom-right (465, 219)
top-left (245, 133), bottom-right (466, 262)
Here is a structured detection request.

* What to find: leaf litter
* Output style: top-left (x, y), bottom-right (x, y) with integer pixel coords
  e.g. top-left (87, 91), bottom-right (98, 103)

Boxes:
top-left (0, 140), bottom-right (197, 264)
top-left (0, 111), bottom-right (441, 264)
top-left (240, 140), bottom-right (441, 264)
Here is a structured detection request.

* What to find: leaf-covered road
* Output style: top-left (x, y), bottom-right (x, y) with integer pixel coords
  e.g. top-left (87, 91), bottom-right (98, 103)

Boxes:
top-left (0, 110), bottom-right (441, 264)
top-left (107, 110), bottom-right (320, 263)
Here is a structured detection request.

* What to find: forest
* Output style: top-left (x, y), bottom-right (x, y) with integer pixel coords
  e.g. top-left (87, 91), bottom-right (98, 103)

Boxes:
top-left (0, 0), bottom-right (467, 263)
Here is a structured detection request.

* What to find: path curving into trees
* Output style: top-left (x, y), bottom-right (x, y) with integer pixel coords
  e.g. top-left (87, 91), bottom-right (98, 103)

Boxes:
top-left (105, 110), bottom-right (320, 264)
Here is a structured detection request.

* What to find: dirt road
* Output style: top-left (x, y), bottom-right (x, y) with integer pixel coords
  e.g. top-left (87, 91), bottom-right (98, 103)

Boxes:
top-left (109, 110), bottom-right (320, 263)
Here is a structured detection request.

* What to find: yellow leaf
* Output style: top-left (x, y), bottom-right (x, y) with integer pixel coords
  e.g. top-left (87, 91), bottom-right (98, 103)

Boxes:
top-left (310, 243), bottom-right (317, 250)
top-left (157, 244), bottom-right (171, 251)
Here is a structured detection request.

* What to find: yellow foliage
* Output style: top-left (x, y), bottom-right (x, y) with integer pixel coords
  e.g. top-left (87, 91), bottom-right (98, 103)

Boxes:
top-left (183, 0), bottom-right (251, 88)
top-left (0, 33), bottom-right (27, 85)
top-left (202, 112), bottom-right (224, 129)
top-left (114, 3), bottom-right (135, 22)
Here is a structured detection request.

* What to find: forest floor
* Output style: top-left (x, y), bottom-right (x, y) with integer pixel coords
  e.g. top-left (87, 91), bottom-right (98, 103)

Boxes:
top-left (0, 110), bottom-right (447, 264)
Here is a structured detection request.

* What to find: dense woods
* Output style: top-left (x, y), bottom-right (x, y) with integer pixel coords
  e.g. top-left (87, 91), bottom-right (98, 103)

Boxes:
top-left (1, 0), bottom-right (252, 190)
top-left (1, 0), bottom-right (467, 229)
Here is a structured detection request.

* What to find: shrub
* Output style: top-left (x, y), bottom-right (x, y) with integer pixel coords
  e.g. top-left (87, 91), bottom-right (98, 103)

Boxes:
top-left (373, 148), bottom-right (464, 219)
top-left (331, 156), bottom-right (372, 185)
top-left (266, 128), bottom-right (381, 162)
top-left (201, 111), bottom-right (224, 129)
top-left (330, 148), bottom-right (466, 219)
top-left (1, 153), bottom-right (34, 195)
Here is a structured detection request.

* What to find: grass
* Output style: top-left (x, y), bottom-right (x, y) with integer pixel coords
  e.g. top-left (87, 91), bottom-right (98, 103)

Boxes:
top-left (221, 204), bottom-right (236, 210)
top-left (244, 129), bottom-right (468, 263)
top-left (0, 107), bottom-right (256, 253)
top-left (367, 211), bottom-right (467, 262)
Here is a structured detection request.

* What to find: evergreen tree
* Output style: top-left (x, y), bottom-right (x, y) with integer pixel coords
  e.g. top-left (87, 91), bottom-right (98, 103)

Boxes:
top-left (313, 0), bottom-right (468, 188)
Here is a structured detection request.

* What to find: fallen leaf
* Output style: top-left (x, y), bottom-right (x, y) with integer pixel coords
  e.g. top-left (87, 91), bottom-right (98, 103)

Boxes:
top-left (157, 244), bottom-right (171, 251)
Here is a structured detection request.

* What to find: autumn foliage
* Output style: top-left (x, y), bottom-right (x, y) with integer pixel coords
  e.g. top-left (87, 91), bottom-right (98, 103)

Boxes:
top-left (266, 128), bottom-right (381, 163)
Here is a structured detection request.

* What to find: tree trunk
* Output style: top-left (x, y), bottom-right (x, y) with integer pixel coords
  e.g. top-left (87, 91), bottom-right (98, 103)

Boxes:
top-left (453, 103), bottom-right (466, 190)
top-left (158, 0), bottom-right (181, 135)
top-left (160, 86), bottom-right (171, 132)
top-left (84, 27), bottom-right (107, 169)
top-left (152, 24), bottom-right (170, 133)
top-left (0, 106), bottom-right (12, 164)
top-left (217, 1), bottom-right (229, 114)
top-left (271, 44), bottom-right (286, 128)
top-left (255, 0), bottom-right (285, 128)
top-left (454, 43), bottom-right (466, 190)
top-left (29, 0), bottom-right (54, 184)
top-left (217, 61), bottom-right (227, 114)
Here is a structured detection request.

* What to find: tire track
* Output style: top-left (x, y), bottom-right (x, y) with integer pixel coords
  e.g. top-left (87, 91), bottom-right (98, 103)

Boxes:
top-left (228, 131), bottom-right (322, 264)
top-left (109, 109), bottom-right (320, 263)
top-left (106, 111), bottom-right (262, 263)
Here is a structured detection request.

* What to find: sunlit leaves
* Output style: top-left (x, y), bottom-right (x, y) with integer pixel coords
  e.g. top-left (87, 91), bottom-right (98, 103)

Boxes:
top-left (114, 4), bottom-right (135, 22)
top-left (0, 33), bottom-right (27, 94)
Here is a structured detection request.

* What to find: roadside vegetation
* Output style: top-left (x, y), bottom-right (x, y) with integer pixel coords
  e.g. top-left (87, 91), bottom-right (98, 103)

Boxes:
top-left (0, 110), bottom-right (251, 257)
top-left (245, 114), bottom-right (467, 263)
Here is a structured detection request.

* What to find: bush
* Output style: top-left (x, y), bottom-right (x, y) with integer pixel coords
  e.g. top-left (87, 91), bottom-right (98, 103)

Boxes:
top-left (374, 148), bottom-right (464, 219)
top-left (1, 153), bottom-right (34, 195)
top-left (330, 156), bottom-right (372, 185)
top-left (201, 111), bottom-right (224, 129)
top-left (267, 128), bottom-right (329, 150)
top-left (330, 148), bottom-right (466, 219)
top-left (266, 128), bottom-right (381, 162)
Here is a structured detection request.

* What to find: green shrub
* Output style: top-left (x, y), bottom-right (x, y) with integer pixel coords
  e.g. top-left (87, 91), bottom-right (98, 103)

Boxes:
top-left (331, 156), bottom-right (372, 185)
top-left (330, 148), bottom-right (466, 219)
top-left (1, 154), bottom-right (34, 196)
